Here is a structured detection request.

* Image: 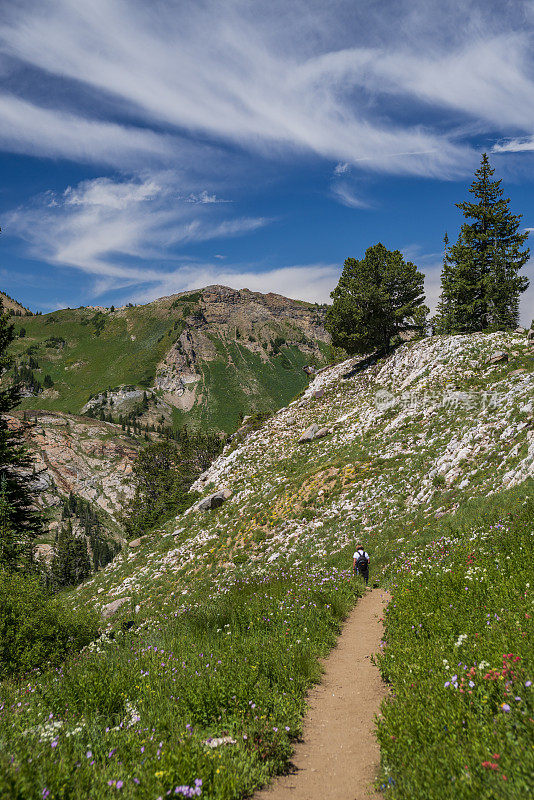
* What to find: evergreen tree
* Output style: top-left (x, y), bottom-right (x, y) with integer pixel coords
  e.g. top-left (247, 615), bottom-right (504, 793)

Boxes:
top-left (326, 242), bottom-right (427, 355)
top-left (435, 154), bottom-right (529, 332)
top-left (51, 521), bottom-right (91, 588)
top-left (0, 304), bottom-right (42, 569)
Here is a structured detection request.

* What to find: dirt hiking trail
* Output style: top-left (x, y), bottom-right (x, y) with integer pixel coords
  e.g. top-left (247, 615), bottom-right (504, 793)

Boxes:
top-left (256, 589), bottom-right (391, 800)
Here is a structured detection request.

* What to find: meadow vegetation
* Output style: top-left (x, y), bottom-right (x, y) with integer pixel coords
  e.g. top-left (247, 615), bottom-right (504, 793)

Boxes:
top-left (377, 482), bottom-right (533, 799)
top-left (0, 571), bottom-right (97, 679)
top-left (0, 568), bottom-right (360, 799)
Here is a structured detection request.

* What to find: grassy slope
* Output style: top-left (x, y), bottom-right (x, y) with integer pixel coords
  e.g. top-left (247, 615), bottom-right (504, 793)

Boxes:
top-left (10, 307), bottom-right (172, 412)
top-left (378, 484), bottom-right (533, 799)
top-left (71, 331), bottom-right (532, 618)
top-left (0, 332), bottom-right (532, 799)
top-left (9, 304), bottom-right (324, 433)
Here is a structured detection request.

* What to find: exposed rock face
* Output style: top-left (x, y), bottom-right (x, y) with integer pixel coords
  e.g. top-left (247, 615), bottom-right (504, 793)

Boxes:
top-left (74, 330), bottom-right (533, 620)
top-left (154, 286), bottom-right (329, 413)
top-left (82, 387), bottom-right (174, 426)
top-left (8, 285), bottom-right (331, 434)
top-left (9, 411), bottom-right (139, 523)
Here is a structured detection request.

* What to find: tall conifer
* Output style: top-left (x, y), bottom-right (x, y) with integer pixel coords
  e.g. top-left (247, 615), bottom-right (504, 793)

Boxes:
top-left (435, 154), bottom-right (529, 332)
top-left (0, 303), bottom-right (41, 569)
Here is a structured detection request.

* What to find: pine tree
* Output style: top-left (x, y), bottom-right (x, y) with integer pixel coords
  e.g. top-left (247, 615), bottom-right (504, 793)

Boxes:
top-left (435, 154), bottom-right (529, 332)
top-left (51, 521), bottom-right (91, 588)
top-left (0, 304), bottom-right (42, 569)
top-left (326, 242), bottom-right (427, 354)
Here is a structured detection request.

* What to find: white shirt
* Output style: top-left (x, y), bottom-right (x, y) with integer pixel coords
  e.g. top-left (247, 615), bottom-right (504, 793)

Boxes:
top-left (353, 549), bottom-right (369, 560)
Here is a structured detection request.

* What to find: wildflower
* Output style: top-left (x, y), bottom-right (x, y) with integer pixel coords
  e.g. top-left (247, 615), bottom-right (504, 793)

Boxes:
top-left (500, 703), bottom-right (511, 712)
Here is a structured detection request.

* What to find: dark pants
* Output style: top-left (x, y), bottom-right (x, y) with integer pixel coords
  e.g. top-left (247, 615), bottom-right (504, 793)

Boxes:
top-left (356, 569), bottom-right (369, 585)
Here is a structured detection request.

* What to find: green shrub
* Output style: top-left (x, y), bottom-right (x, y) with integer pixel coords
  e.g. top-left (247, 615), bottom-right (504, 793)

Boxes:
top-left (0, 572), bottom-right (98, 679)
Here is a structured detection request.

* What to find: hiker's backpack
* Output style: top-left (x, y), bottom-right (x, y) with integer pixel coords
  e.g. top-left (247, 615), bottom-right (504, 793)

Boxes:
top-left (356, 552), bottom-right (368, 572)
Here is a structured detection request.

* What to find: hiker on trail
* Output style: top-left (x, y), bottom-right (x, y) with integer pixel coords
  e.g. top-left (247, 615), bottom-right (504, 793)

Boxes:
top-left (353, 545), bottom-right (370, 586)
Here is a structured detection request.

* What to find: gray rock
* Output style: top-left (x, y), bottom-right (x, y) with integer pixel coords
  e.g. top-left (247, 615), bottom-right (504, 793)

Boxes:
top-left (298, 424), bottom-right (330, 442)
top-left (298, 424), bottom-right (319, 442)
top-left (195, 487), bottom-right (232, 511)
top-left (129, 537), bottom-right (144, 548)
top-left (285, 416), bottom-right (296, 425)
top-left (528, 328), bottom-right (534, 341)
top-left (515, 326), bottom-right (527, 334)
top-left (102, 597), bottom-right (131, 619)
top-left (488, 350), bottom-right (508, 364)
top-left (314, 388), bottom-right (325, 399)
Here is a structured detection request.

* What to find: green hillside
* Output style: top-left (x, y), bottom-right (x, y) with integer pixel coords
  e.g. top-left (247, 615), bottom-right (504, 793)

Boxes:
top-left (9, 305), bottom-right (172, 411)
top-left (6, 288), bottom-right (329, 433)
top-left (1, 331), bottom-right (532, 800)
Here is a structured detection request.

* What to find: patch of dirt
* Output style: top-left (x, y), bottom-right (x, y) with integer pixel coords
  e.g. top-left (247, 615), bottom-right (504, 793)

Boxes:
top-left (256, 589), bottom-right (390, 800)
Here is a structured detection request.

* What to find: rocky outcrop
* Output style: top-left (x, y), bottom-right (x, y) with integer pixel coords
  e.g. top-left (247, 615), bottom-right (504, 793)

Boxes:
top-left (298, 423), bottom-right (330, 442)
top-left (101, 597), bottom-right (131, 619)
top-left (74, 330), bottom-right (533, 620)
top-left (488, 350), bottom-right (508, 364)
top-left (153, 286), bottom-right (330, 413)
top-left (192, 487), bottom-right (232, 511)
top-left (10, 411), bottom-right (139, 523)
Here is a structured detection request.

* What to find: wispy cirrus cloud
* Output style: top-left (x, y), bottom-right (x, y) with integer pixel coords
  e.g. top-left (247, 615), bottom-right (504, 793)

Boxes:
top-left (2, 1), bottom-right (534, 315)
top-left (0, 0), bottom-right (477, 178)
top-left (7, 175), bottom-right (271, 291)
top-left (2, 2), bottom-right (534, 180)
top-left (493, 136), bottom-right (534, 153)
top-left (330, 182), bottom-right (372, 209)
top-left (0, 94), bottom-right (176, 168)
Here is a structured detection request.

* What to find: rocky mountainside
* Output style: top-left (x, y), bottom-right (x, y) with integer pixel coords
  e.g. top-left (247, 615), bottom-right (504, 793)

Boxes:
top-left (72, 329), bottom-right (533, 619)
top-left (1, 290), bottom-right (31, 315)
top-left (6, 285), bottom-right (330, 433)
top-left (9, 411), bottom-right (140, 563)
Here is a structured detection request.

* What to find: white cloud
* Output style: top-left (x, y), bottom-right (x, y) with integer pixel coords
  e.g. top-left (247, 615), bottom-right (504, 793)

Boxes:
top-left (331, 182), bottom-right (372, 209)
top-left (0, 94), bottom-right (175, 168)
top-left (334, 162), bottom-right (350, 175)
top-left (493, 137), bottom-right (534, 153)
top-left (0, 0), bottom-right (476, 177)
top-left (186, 191), bottom-right (230, 204)
top-left (7, 175), bottom-right (270, 291)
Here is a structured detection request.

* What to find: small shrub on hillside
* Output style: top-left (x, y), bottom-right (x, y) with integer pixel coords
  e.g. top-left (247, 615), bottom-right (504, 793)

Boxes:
top-left (0, 572), bottom-right (98, 678)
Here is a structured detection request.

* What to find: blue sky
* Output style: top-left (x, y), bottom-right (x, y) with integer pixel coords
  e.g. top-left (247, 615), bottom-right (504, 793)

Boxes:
top-left (1, 0), bottom-right (534, 323)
